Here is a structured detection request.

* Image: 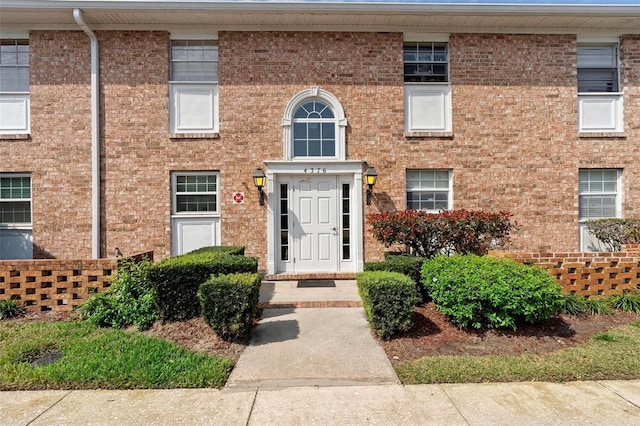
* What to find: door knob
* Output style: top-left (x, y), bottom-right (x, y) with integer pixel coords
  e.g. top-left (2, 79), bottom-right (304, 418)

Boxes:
top-left (332, 227), bottom-right (337, 232)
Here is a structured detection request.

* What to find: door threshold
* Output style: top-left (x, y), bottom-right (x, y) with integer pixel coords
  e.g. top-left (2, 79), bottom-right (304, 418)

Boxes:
top-left (264, 272), bottom-right (356, 281)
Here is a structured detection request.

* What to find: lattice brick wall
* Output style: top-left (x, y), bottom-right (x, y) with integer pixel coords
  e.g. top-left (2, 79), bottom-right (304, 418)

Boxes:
top-left (0, 252), bottom-right (153, 312)
top-left (493, 245), bottom-right (640, 298)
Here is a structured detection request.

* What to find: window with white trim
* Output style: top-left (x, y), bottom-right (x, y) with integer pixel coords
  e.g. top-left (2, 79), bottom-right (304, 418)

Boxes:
top-left (0, 173), bottom-right (32, 259)
top-left (293, 100), bottom-right (336, 158)
top-left (406, 170), bottom-right (451, 212)
top-left (404, 41), bottom-right (451, 132)
top-left (0, 39), bottom-right (30, 134)
top-left (172, 173), bottom-right (218, 214)
top-left (170, 40), bottom-right (218, 134)
top-left (577, 43), bottom-right (623, 133)
top-left (578, 169), bottom-right (621, 251)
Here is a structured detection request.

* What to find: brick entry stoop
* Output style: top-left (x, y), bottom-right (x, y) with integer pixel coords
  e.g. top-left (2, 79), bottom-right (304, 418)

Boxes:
top-left (258, 280), bottom-right (362, 309)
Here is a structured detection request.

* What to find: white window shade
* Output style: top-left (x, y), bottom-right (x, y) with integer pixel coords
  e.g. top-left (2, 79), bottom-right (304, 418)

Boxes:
top-left (578, 94), bottom-right (622, 133)
top-left (0, 94), bottom-right (29, 134)
top-left (170, 83), bottom-right (217, 133)
top-left (404, 84), bottom-right (451, 132)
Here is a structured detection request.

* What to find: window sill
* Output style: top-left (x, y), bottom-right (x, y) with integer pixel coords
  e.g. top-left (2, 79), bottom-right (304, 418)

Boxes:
top-left (0, 133), bottom-right (30, 141)
top-left (404, 131), bottom-right (454, 139)
top-left (170, 133), bottom-right (220, 140)
top-left (579, 132), bottom-right (626, 139)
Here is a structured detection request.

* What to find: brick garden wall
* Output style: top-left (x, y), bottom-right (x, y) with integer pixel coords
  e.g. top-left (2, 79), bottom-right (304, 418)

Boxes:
top-left (492, 245), bottom-right (640, 298)
top-left (0, 252), bottom-right (152, 312)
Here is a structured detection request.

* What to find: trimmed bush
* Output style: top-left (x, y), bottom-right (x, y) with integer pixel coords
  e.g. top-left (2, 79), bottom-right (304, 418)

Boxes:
top-left (368, 209), bottom-right (517, 258)
top-left (357, 271), bottom-right (420, 339)
top-left (583, 218), bottom-right (640, 252)
top-left (80, 258), bottom-right (158, 331)
top-left (422, 255), bottom-right (564, 330)
top-left (364, 255), bottom-right (427, 301)
top-left (198, 273), bottom-right (262, 341)
top-left (186, 245), bottom-right (245, 256)
top-left (150, 253), bottom-right (258, 321)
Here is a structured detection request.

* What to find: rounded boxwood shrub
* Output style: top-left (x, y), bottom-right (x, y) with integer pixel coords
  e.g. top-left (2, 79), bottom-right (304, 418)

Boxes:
top-left (357, 271), bottom-right (420, 339)
top-left (421, 255), bottom-right (564, 330)
top-left (364, 255), bottom-right (427, 302)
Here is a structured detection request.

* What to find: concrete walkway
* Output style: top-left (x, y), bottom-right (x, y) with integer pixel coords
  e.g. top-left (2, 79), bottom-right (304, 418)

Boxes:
top-left (2, 280), bottom-right (640, 424)
top-left (2, 381), bottom-right (639, 425)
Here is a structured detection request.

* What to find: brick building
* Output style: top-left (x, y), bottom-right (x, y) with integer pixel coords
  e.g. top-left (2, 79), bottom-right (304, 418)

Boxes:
top-left (1, 1), bottom-right (639, 276)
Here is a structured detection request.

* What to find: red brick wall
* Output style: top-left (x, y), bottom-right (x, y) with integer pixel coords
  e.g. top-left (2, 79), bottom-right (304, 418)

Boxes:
top-left (0, 31), bottom-right (93, 259)
top-left (2, 30), bottom-right (639, 268)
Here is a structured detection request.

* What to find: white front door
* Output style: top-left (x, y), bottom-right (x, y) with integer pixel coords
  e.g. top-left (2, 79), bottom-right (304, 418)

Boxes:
top-left (294, 175), bottom-right (339, 272)
top-left (278, 175), bottom-right (344, 273)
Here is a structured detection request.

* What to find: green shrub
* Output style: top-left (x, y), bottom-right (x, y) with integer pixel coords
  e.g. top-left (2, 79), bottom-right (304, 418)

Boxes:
top-left (422, 255), bottom-right (565, 330)
top-left (186, 245), bottom-right (245, 256)
top-left (150, 253), bottom-right (258, 321)
top-left (609, 292), bottom-right (640, 314)
top-left (364, 255), bottom-right (427, 301)
top-left (198, 273), bottom-right (261, 341)
top-left (0, 299), bottom-right (26, 320)
top-left (356, 271), bottom-right (420, 339)
top-left (585, 298), bottom-right (613, 315)
top-left (562, 294), bottom-right (589, 316)
top-left (583, 218), bottom-right (640, 252)
top-left (80, 258), bottom-right (158, 331)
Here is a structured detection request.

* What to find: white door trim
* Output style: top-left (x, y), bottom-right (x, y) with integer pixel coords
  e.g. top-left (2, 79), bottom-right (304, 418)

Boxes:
top-left (264, 160), bottom-right (364, 275)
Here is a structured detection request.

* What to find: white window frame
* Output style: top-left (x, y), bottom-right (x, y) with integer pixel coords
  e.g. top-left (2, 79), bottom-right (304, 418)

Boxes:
top-left (0, 173), bottom-right (33, 260)
top-left (171, 172), bottom-right (220, 217)
top-left (169, 39), bottom-right (218, 134)
top-left (577, 42), bottom-right (623, 133)
top-left (282, 87), bottom-right (347, 161)
top-left (403, 39), bottom-right (452, 133)
top-left (578, 168), bottom-right (622, 251)
top-left (406, 169), bottom-right (452, 212)
top-left (0, 173), bottom-right (31, 229)
top-left (0, 39), bottom-right (30, 135)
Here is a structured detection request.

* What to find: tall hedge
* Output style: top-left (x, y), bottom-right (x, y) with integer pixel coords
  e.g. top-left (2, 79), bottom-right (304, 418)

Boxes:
top-left (149, 252), bottom-right (258, 321)
top-left (357, 271), bottom-right (420, 339)
top-left (422, 255), bottom-right (564, 330)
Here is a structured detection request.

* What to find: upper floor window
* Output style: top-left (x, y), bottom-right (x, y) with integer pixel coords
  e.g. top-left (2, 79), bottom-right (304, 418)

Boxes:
top-left (403, 41), bottom-right (451, 133)
top-left (0, 39), bottom-right (30, 134)
top-left (282, 87), bottom-right (347, 161)
top-left (577, 43), bottom-right (623, 133)
top-left (578, 45), bottom-right (619, 93)
top-left (293, 100), bottom-right (336, 158)
top-left (403, 42), bottom-right (448, 83)
top-left (169, 40), bottom-right (218, 134)
top-left (406, 170), bottom-right (451, 212)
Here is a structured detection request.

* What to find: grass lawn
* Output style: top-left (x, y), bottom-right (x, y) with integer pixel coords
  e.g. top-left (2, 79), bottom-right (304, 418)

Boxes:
top-left (396, 320), bottom-right (640, 384)
top-left (0, 320), bottom-right (234, 390)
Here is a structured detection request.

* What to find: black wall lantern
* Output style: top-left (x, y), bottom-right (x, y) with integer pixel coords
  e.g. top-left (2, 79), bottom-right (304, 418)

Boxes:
top-left (252, 168), bottom-right (266, 206)
top-left (365, 166), bottom-right (377, 205)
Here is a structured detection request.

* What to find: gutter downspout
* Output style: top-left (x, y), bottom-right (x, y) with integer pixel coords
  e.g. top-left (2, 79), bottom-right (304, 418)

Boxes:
top-left (73, 9), bottom-right (100, 259)
top-left (73, 8), bottom-right (100, 259)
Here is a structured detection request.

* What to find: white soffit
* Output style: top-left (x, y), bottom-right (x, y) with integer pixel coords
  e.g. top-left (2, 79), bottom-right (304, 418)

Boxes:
top-left (0, 1), bottom-right (639, 33)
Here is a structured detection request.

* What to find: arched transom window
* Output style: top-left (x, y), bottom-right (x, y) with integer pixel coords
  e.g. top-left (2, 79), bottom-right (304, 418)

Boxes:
top-left (282, 87), bottom-right (347, 161)
top-left (293, 100), bottom-right (336, 158)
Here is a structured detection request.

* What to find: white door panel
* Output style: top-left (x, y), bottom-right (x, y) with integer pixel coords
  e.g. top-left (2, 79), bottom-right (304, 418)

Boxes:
top-left (287, 175), bottom-right (339, 272)
top-left (172, 217), bottom-right (219, 256)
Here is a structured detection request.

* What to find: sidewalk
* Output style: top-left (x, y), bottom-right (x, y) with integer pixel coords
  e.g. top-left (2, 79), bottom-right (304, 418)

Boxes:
top-left (2, 381), bottom-right (639, 425)
top-left (2, 280), bottom-right (640, 425)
